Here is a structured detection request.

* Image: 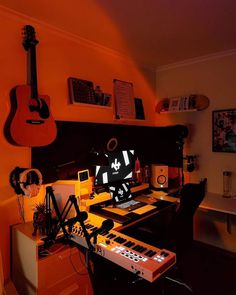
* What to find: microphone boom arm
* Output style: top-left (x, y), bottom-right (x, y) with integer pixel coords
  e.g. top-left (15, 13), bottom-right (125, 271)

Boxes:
top-left (45, 186), bottom-right (93, 251)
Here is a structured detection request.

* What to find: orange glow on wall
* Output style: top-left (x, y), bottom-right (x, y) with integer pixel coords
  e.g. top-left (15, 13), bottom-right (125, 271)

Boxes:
top-left (0, 5), bottom-right (159, 279)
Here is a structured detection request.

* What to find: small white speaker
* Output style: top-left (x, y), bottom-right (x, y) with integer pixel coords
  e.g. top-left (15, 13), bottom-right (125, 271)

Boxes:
top-left (151, 165), bottom-right (168, 189)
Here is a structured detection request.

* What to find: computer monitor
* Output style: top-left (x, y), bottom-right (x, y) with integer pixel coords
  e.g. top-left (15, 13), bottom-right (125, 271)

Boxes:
top-left (108, 182), bottom-right (132, 204)
top-left (94, 150), bottom-right (134, 186)
top-left (94, 150), bottom-right (146, 211)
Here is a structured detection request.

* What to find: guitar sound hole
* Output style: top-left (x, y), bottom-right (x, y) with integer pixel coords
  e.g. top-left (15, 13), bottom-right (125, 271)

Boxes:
top-left (29, 98), bottom-right (50, 119)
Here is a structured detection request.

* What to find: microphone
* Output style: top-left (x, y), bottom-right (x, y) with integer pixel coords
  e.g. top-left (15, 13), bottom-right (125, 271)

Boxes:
top-left (66, 211), bottom-right (88, 232)
top-left (76, 211), bottom-right (88, 222)
top-left (89, 219), bottom-right (114, 244)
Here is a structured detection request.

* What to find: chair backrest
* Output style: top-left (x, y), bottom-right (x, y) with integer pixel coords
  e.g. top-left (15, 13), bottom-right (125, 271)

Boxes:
top-left (177, 178), bottom-right (207, 218)
top-left (169, 178), bottom-right (207, 255)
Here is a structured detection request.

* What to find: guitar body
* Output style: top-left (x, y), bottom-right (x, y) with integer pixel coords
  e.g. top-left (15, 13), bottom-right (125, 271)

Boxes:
top-left (4, 25), bottom-right (57, 147)
top-left (5, 85), bottom-right (57, 147)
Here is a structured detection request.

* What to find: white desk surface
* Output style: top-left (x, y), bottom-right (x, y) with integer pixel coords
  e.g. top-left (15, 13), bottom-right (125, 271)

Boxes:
top-left (150, 190), bottom-right (236, 216)
top-left (199, 192), bottom-right (236, 215)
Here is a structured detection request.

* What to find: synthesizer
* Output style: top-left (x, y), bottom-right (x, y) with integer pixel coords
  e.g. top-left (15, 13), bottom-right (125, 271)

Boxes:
top-left (69, 218), bottom-right (176, 282)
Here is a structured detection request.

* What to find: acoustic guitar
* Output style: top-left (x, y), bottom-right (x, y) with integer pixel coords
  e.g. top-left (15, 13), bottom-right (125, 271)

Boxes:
top-left (4, 25), bottom-right (57, 147)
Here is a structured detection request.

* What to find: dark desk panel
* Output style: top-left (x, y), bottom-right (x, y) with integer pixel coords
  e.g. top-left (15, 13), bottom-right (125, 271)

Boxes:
top-left (118, 201), bottom-right (176, 248)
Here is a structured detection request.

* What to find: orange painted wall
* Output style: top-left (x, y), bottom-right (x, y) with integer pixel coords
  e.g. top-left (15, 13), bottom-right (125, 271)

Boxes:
top-left (0, 7), bottom-right (158, 279)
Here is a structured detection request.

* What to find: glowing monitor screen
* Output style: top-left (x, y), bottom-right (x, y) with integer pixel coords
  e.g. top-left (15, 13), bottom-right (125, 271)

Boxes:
top-left (94, 150), bottom-right (134, 186)
top-left (108, 182), bottom-right (132, 204)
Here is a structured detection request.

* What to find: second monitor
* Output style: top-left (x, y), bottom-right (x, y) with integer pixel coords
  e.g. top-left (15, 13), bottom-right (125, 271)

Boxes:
top-left (94, 150), bottom-right (145, 211)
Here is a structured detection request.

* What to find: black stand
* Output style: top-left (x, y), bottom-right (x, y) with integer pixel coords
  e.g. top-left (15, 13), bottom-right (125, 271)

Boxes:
top-left (45, 186), bottom-right (92, 248)
top-left (44, 186), bottom-right (95, 291)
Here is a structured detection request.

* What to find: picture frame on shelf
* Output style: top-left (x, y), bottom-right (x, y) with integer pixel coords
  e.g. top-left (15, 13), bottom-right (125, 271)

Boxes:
top-left (212, 109), bottom-right (236, 152)
top-left (68, 77), bottom-right (95, 104)
top-left (113, 79), bottom-right (136, 119)
top-left (168, 97), bottom-right (180, 112)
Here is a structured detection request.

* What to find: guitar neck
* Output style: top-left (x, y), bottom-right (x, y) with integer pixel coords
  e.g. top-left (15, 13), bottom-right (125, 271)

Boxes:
top-left (27, 45), bottom-right (38, 99)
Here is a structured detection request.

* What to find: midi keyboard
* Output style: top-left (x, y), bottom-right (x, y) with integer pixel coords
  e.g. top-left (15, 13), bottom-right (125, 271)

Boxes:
top-left (69, 217), bottom-right (176, 282)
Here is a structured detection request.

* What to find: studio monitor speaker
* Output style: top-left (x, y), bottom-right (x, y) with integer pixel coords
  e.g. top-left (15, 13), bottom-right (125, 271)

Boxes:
top-left (151, 165), bottom-right (168, 189)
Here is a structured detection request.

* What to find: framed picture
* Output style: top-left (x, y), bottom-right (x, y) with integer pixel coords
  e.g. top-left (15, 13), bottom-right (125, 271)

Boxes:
top-left (113, 79), bottom-right (136, 119)
top-left (212, 109), bottom-right (236, 152)
top-left (169, 97), bottom-right (180, 111)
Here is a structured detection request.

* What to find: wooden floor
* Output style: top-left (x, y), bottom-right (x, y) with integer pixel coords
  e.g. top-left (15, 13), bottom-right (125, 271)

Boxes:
top-left (92, 241), bottom-right (236, 295)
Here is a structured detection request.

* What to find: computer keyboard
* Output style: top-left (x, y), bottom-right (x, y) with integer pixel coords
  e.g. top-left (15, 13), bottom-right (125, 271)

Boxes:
top-left (116, 199), bottom-right (144, 211)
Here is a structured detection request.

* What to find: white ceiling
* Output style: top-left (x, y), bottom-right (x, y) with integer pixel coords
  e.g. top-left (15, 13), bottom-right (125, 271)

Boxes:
top-left (1, 0), bottom-right (236, 69)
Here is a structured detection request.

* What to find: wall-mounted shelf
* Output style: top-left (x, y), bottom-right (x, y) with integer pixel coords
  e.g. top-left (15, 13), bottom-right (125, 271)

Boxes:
top-left (159, 109), bottom-right (198, 114)
top-left (70, 101), bottom-right (112, 109)
top-left (156, 94), bottom-right (209, 114)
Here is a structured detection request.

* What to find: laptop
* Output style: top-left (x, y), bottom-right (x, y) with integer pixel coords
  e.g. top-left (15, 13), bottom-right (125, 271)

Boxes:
top-left (108, 182), bottom-right (146, 211)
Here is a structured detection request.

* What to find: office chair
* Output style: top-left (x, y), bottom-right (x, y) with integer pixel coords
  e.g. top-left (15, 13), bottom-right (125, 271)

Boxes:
top-left (120, 178), bottom-right (207, 257)
top-left (133, 178), bottom-right (207, 294)
top-left (124, 178), bottom-right (207, 294)
top-left (156, 178), bottom-right (207, 294)
top-left (165, 178), bottom-right (207, 256)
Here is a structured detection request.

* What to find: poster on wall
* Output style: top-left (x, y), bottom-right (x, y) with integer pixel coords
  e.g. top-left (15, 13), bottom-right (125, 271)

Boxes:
top-left (212, 109), bottom-right (236, 152)
top-left (113, 79), bottom-right (136, 119)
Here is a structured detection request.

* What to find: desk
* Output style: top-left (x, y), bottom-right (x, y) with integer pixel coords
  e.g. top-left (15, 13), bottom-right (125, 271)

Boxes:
top-left (199, 193), bottom-right (236, 215)
top-left (89, 191), bottom-right (176, 227)
top-left (149, 190), bottom-right (236, 235)
top-left (86, 185), bottom-right (236, 234)
top-left (12, 209), bottom-right (176, 295)
top-left (11, 222), bottom-right (94, 295)
top-left (11, 183), bottom-right (177, 295)
top-left (147, 190), bottom-right (236, 215)
top-left (197, 193), bottom-right (236, 235)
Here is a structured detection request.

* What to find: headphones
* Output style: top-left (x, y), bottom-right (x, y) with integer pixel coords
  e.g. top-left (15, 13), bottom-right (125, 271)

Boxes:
top-left (185, 156), bottom-right (196, 173)
top-left (10, 167), bottom-right (43, 197)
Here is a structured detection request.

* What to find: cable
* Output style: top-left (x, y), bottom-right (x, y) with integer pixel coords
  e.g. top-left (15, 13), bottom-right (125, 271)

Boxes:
top-left (68, 246), bottom-right (95, 295)
top-left (69, 247), bottom-right (90, 276)
top-left (17, 195), bottom-right (25, 223)
top-left (165, 276), bottom-right (193, 293)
